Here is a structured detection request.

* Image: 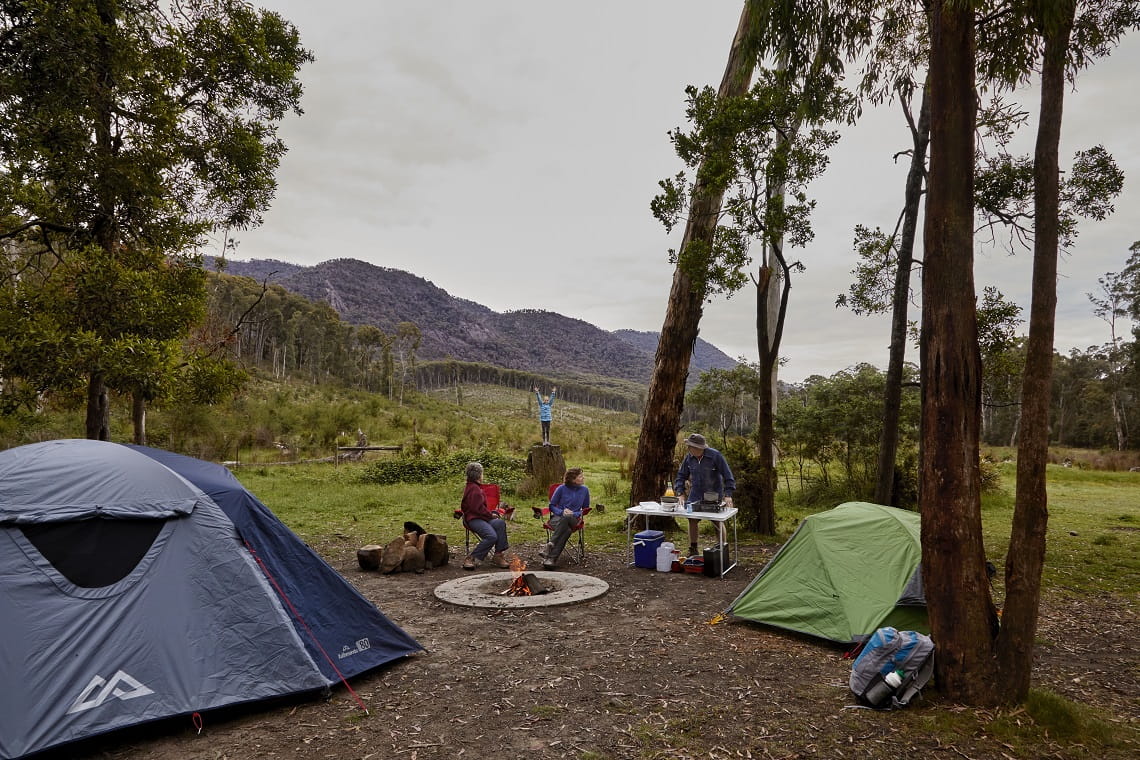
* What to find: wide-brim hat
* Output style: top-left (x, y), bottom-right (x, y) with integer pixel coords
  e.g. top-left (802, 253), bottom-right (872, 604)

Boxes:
top-left (683, 433), bottom-right (707, 449)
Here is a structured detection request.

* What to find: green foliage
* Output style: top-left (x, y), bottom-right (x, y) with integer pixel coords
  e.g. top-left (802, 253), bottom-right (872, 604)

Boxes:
top-left (979, 453), bottom-right (1005, 493)
top-left (975, 145), bottom-right (1124, 254)
top-left (777, 363), bottom-right (919, 497)
top-left (359, 449), bottom-right (526, 488)
top-left (721, 436), bottom-right (775, 533)
top-left (656, 69), bottom-right (855, 298)
top-left (685, 363), bottom-right (761, 441)
top-left (0, 0), bottom-right (312, 431)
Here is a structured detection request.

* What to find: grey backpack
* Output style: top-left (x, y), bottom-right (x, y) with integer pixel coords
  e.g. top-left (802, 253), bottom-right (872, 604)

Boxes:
top-left (849, 627), bottom-right (935, 709)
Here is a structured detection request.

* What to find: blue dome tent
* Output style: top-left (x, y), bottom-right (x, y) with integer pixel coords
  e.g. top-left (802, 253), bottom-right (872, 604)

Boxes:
top-left (0, 439), bottom-right (421, 760)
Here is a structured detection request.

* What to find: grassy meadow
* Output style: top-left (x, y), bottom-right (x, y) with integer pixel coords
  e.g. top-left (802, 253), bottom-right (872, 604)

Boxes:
top-left (224, 382), bottom-right (1140, 603)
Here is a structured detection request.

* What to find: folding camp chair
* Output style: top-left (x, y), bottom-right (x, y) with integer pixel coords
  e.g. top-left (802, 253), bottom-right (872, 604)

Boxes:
top-left (533, 482), bottom-right (590, 565)
top-left (453, 483), bottom-right (502, 553)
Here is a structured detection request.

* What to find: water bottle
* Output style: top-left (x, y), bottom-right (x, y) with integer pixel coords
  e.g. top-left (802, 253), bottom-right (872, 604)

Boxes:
top-left (884, 670), bottom-right (903, 689)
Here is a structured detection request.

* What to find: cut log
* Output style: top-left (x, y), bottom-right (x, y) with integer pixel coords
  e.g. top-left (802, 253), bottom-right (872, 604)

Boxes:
top-left (423, 534), bottom-right (449, 568)
top-left (401, 545), bottom-right (426, 574)
top-left (380, 537), bottom-right (406, 573)
top-left (356, 544), bottom-right (383, 571)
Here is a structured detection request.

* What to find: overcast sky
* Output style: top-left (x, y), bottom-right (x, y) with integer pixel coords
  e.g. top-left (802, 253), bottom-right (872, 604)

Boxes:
top-left (232, 2), bottom-right (1140, 383)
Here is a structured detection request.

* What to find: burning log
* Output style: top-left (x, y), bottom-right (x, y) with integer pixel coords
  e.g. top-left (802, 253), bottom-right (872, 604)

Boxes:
top-left (504, 572), bottom-right (552, 596)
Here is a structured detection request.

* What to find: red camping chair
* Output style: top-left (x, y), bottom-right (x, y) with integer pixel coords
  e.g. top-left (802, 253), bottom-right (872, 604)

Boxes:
top-left (532, 482), bottom-right (590, 564)
top-left (453, 483), bottom-right (504, 553)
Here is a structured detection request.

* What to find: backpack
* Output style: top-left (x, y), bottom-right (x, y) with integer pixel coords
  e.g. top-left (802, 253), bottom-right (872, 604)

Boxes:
top-left (849, 627), bottom-right (935, 709)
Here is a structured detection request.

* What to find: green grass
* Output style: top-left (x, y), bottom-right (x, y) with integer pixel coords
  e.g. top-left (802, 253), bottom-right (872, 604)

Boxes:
top-left (213, 387), bottom-right (1140, 758)
top-left (231, 436), bottom-right (1140, 602)
top-left (234, 458), bottom-right (640, 554)
top-left (980, 465), bottom-right (1140, 598)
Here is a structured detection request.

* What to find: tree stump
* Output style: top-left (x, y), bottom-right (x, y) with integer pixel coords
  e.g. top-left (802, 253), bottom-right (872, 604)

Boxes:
top-left (526, 444), bottom-right (566, 495)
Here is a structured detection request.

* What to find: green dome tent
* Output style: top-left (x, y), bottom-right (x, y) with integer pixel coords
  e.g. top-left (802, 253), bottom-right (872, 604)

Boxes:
top-left (726, 502), bottom-right (928, 643)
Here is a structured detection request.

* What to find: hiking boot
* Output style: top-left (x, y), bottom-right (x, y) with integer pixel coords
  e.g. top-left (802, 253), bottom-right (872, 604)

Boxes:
top-left (542, 561), bottom-right (556, 571)
top-left (462, 554), bottom-right (478, 571)
top-left (491, 553), bottom-right (510, 568)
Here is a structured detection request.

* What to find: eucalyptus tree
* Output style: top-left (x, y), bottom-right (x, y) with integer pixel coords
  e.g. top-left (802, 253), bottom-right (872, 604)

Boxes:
top-left (685, 363), bottom-right (761, 442)
top-left (629, 2), bottom-right (757, 509)
top-left (977, 0), bottom-right (1139, 703)
top-left (635, 0), bottom-right (871, 535)
top-left (1087, 260), bottom-right (1135, 450)
top-left (920, 0), bottom-right (994, 706)
top-left (921, 0), bottom-right (1139, 705)
top-left (0, 0), bottom-right (312, 439)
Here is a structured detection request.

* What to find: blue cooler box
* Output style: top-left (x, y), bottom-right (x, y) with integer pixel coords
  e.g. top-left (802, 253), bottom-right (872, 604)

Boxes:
top-left (633, 529), bottom-right (665, 568)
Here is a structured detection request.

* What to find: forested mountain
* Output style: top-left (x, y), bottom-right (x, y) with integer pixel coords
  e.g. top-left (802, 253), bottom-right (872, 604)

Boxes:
top-left (211, 257), bottom-right (738, 383)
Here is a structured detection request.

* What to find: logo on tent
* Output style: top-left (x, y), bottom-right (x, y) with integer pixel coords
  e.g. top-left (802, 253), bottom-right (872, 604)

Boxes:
top-left (66, 670), bottom-right (155, 715)
top-left (337, 638), bottom-right (372, 660)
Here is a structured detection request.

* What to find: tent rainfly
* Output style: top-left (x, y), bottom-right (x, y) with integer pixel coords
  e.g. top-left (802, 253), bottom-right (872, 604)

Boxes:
top-left (0, 439), bottom-right (422, 760)
top-left (726, 501), bottom-right (928, 643)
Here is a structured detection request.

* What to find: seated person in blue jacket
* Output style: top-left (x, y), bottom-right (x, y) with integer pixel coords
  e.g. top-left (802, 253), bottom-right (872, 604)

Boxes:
top-left (459, 461), bottom-right (513, 570)
top-left (673, 433), bottom-right (735, 557)
top-left (541, 467), bottom-right (589, 570)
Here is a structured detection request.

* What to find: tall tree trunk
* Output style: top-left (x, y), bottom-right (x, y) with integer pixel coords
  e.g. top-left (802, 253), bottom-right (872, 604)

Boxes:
top-left (752, 262), bottom-right (785, 535)
top-left (920, 0), bottom-right (999, 705)
top-left (85, 0), bottom-right (117, 440)
top-left (630, 3), bottom-right (756, 505)
top-left (996, 0), bottom-right (1076, 705)
top-left (85, 373), bottom-right (111, 440)
top-left (132, 392), bottom-right (147, 445)
top-left (875, 84), bottom-right (931, 506)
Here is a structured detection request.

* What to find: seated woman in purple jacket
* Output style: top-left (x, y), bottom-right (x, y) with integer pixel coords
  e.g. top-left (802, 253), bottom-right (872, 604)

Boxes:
top-left (541, 467), bottom-right (589, 570)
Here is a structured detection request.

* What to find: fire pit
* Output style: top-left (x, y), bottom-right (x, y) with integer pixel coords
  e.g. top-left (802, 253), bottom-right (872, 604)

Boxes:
top-left (434, 571), bottom-right (609, 609)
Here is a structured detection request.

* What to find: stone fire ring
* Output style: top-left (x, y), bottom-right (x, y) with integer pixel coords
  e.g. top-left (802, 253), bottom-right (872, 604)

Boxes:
top-left (434, 571), bottom-right (609, 609)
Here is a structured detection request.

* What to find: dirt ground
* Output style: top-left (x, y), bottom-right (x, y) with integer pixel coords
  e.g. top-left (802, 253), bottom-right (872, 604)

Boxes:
top-left (69, 537), bottom-right (1137, 760)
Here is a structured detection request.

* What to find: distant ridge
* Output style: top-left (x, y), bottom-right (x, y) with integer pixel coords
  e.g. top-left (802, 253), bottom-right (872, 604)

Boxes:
top-left (211, 257), bottom-right (738, 384)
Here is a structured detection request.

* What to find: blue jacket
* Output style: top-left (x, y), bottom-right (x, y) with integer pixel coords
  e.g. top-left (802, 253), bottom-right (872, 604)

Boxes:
top-left (535, 391), bottom-right (556, 422)
top-left (674, 447), bottom-right (735, 503)
top-left (548, 483), bottom-right (589, 519)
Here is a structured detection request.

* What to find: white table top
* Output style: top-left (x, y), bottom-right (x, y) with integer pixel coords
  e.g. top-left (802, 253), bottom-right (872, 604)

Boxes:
top-left (626, 502), bottom-right (738, 522)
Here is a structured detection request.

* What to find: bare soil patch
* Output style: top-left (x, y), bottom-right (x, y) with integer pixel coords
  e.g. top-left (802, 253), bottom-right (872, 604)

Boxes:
top-left (67, 540), bottom-right (1137, 760)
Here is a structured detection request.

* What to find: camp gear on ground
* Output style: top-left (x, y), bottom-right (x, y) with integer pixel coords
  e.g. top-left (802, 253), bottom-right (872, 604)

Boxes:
top-left (849, 627), bottom-right (935, 709)
top-left (633, 529), bottom-right (664, 568)
top-left (703, 544), bottom-right (730, 577)
top-left (725, 502), bottom-right (928, 643)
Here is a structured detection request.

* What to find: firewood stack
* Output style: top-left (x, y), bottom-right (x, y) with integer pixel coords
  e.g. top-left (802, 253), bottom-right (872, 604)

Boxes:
top-left (357, 521), bottom-right (449, 574)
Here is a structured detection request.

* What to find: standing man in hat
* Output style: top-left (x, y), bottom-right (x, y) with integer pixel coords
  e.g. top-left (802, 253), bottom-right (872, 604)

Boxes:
top-left (673, 433), bottom-right (735, 557)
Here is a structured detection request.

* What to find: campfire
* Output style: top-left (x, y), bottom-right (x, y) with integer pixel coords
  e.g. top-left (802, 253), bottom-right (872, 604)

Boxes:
top-left (503, 555), bottom-right (551, 596)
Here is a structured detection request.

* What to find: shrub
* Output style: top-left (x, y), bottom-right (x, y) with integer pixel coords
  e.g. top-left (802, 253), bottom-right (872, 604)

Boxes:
top-left (979, 454), bottom-right (1005, 493)
top-left (359, 449), bottom-right (526, 488)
